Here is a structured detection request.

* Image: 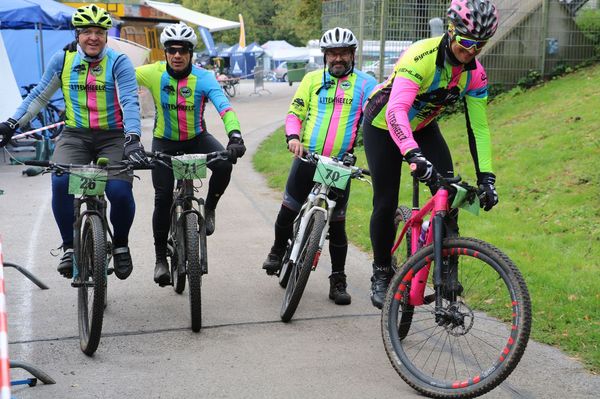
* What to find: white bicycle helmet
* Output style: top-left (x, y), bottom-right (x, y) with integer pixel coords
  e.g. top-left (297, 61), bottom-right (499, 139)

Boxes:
top-left (320, 27), bottom-right (358, 51)
top-left (160, 22), bottom-right (198, 48)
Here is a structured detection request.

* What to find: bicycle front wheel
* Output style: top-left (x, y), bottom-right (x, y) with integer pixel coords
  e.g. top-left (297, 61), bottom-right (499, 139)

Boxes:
top-left (170, 205), bottom-right (186, 294)
top-left (78, 214), bottom-right (107, 356)
top-left (185, 212), bottom-right (202, 332)
top-left (382, 237), bottom-right (531, 398)
top-left (280, 211), bottom-right (326, 322)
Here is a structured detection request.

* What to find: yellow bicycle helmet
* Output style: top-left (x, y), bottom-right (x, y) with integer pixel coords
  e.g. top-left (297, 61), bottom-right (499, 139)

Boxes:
top-left (72, 4), bottom-right (113, 30)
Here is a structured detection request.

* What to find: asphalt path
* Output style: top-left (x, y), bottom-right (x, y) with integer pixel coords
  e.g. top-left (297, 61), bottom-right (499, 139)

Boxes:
top-left (1, 80), bottom-right (598, 398)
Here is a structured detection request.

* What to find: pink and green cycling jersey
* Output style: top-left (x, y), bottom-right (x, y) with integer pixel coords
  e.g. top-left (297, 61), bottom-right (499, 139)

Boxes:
top-left (286, 68), bottom-right (376, 158)
top-left (135, 62), bottom-right (240, 141)
top-left (364, 35), bottom-right (493, 173)
top-left (13, 47), bottom-right (141, 134)
top-left (62, 49), bottom-right (124, 130)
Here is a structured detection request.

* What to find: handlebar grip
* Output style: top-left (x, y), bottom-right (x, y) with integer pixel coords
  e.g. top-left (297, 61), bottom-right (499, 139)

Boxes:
top-left (361, 168), bottom-right (371, 176)
top-left (23, 160), bottom-right (50, 167)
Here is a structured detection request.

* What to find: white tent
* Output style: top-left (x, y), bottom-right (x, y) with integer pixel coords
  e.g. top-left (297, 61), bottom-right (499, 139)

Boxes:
top-left (145, 0), bottom-right (240, 32)
top-left (0, 34), bottom-right (22, 121)
top-left (262, 40), bottom-right (309, 61)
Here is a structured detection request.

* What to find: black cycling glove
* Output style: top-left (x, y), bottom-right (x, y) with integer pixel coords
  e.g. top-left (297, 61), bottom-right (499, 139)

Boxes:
top-left (477, 172), bottom-right (498, 211)
top-left (123, 134), bottom-right (149, 167)
top-left (227, 131), bottom-right (246, 164)
top-left (0, 118), bottom-right (19, 148)
top-left (404, 149), bottom-right (435, 183)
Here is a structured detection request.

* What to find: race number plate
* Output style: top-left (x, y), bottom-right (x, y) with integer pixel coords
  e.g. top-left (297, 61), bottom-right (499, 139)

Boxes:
top-left (451, 184), bottom-right (480, 216)
top-left (313, 157), bottom-right (351, 189)
top-left (68, 168), bottom-right (108, 196)
top-left (172, 154), bottom-right (207, 180)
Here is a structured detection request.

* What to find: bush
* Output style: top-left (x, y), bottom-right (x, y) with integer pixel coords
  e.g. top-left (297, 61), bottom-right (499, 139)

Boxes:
top-left (576, 9), bottom-right (600, 44)
top-left (517, 69), bottom-right (543, 89)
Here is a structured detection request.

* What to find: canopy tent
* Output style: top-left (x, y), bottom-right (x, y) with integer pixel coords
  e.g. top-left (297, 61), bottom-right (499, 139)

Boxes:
top-left (0, 34), bottom-right (22, 121)
top-left (145, 1), bottom-right (239, 32)
top-left (0, 0), bottom-right (76, 117)
top-left (0, 0), bottom-right (72, 30)
top-left (243, 42), bottom-right (264, 79)
top-left (261, 40), bottom-right (309, 67)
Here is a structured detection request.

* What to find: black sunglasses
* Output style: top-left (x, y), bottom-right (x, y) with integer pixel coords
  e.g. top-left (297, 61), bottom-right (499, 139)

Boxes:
top-left (166, 47), bottom-right (190, 55)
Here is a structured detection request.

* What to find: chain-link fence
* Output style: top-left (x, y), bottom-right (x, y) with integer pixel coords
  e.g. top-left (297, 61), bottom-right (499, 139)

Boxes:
top-left (322, 0), bottom-right (600, 86)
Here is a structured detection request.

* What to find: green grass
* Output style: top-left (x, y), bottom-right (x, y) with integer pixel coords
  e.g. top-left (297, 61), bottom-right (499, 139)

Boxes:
top-left (253, 63), bottom-right (600, 372)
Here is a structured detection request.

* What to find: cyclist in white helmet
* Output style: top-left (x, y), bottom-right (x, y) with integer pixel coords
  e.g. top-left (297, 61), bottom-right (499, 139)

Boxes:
top-left (135, 22), bottom-right (245, 286)
top-left (261, 27), bottom-right (376, 305)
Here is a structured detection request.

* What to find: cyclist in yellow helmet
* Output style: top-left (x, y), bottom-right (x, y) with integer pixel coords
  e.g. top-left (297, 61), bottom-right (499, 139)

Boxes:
top-left (0, 4), bottom-right (146, 280)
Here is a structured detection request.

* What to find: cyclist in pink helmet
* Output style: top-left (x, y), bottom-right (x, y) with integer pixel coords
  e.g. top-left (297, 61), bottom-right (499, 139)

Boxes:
top-left (362, 0), bottom-right (500, 309)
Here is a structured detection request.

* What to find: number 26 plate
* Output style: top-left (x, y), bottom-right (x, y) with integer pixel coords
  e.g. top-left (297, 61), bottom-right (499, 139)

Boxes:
top-left (68, 168), bottom-right (108, 196)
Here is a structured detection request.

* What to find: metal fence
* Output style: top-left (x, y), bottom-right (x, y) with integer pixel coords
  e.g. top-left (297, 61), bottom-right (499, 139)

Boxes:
top-left (322, 0), bottom-right (600, 86)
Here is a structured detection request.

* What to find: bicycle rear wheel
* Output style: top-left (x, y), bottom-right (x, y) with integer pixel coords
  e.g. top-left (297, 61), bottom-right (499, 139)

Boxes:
top-left (77, 214), bottom-right (107, 356)
top-left (382, 237), bottom-right (531, 398)
top-left (280, 211), bottom-right (326, 322)
top-left (185, 212), bottom-right (202, 332)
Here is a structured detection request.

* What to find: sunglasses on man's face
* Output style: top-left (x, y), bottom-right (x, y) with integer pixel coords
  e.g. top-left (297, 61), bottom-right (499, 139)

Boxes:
top-left (454, 34), bottom-right (487, 51)
top-left (166, 47), bottom-right (189, 55)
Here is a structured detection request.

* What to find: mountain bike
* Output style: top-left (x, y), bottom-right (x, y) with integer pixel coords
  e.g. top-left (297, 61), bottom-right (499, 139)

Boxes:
top-left (22, 158), bottom-right (145, 356)
top-left (381, 169), bottom-right (532, 398)
top-left (218, 76), bottom-right (239, 98)
top-left (278, 152), bottom-right (370, 322)
top-left (148, 150), bottom-right (232, 332)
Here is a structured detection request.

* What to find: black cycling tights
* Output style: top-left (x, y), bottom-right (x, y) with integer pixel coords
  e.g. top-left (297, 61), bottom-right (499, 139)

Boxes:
top-left (152, 134), bottom-right (232, 257)
top-left (363, 121), bottom-right (454, 267)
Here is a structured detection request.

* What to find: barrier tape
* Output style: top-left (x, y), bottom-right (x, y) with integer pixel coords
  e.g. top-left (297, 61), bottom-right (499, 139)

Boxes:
top-left (0, 238), bottom-right (10, 399)
top-left (12, 121), bottom-right (65, 141)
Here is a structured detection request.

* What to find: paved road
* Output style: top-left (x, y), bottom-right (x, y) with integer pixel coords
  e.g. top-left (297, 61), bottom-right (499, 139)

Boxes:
top-left (1, 80), bottom-right (598, 398)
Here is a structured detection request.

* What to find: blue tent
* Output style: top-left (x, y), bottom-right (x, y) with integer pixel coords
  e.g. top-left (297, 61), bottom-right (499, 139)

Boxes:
top-left (243, 42), bottom-right (264, 79)
top-left (1, 0), bottom-right (75, 99)
top-left (0, 0), bottom-right (72, 30)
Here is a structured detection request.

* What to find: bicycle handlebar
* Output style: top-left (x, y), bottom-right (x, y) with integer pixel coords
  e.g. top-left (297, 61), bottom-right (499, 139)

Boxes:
top-left (22, 159), bottom-right (152, 172)
top-left (145, 149), bottom-right (234, 168)
top-left (301, 152), bottom-right (371, 177)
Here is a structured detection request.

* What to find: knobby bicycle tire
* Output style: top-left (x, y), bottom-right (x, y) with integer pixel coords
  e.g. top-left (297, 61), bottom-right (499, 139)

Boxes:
top-left (78, 214), bottom-right (107, 356)
top-left (198, 212), bottom-right (208, 275)
top-left (224, 83), bottom-right (236, 98)
top-left (171, 206), bottom-right (186, 294)
top-left (280, 211), bottom-right (326, 322)
top-left (185, 212), bottom-right (202, 332)
top-left (382, 237), bottom-right (531, 398)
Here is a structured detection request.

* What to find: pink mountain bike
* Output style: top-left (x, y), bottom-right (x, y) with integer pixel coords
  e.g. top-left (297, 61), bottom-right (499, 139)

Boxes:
top-left (381, 169), bottom-right (532, 398)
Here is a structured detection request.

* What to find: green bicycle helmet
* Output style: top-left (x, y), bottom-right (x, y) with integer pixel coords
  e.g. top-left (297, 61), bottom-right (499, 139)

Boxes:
top-left (72, 4), bottom-right (113, 30)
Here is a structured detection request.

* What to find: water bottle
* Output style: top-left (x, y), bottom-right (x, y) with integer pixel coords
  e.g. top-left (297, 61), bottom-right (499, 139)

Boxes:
top-left (418, 220), bottom-right (430, 248)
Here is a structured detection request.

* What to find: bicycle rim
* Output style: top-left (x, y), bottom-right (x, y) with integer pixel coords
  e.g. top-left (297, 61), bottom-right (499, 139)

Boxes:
top-left (185, 213), bottom-right (202, 332)
top-left (280, 212), bottom-right (326, 322)
top-left (78, 215), bottom-right (107, 356)
top-left (382, 237), bottom-right (531, 398)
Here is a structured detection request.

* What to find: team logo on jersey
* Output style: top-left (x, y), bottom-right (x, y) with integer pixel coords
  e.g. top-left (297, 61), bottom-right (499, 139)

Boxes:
top-left (90, 65), bottom-right (103, 76)
top-left (180, 87), bottom-right (192, 98)
top-left (162, 85), bottom-right (175, 95)
top-left (292, 98), bottom-right (305, 109)
top-left (340, 81), bottom-right (352, 90)
top-left (73, 64), bottom-right (87, 75)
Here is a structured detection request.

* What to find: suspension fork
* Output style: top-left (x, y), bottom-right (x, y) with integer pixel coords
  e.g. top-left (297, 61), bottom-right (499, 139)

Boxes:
top-left (432, 188), bottom-right (450, 311)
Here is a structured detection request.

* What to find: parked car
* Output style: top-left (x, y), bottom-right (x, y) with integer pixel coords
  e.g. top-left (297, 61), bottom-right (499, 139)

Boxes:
top-left (273, 61), bottom-right (288, 81)
top-left (362, 57), bottom-right (399, 80)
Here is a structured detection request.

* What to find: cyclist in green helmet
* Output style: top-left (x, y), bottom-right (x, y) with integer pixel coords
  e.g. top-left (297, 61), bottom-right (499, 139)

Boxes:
top-left (0, 4), bottom-right (146, 280)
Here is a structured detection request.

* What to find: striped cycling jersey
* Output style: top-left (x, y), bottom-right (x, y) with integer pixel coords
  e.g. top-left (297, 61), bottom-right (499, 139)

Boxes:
top-left (364, 35), bottom-right (493, 173)
top-left (13, 47), bottom-right (140, 134)
top-left (136, 62), bottom-right (241, 141)
top-left (287, 68), bottom-right (376, 158)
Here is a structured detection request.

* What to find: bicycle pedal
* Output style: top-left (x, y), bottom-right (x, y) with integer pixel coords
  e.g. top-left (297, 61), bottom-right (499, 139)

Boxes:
top-left (423, 294), bottom-right (435, 304)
